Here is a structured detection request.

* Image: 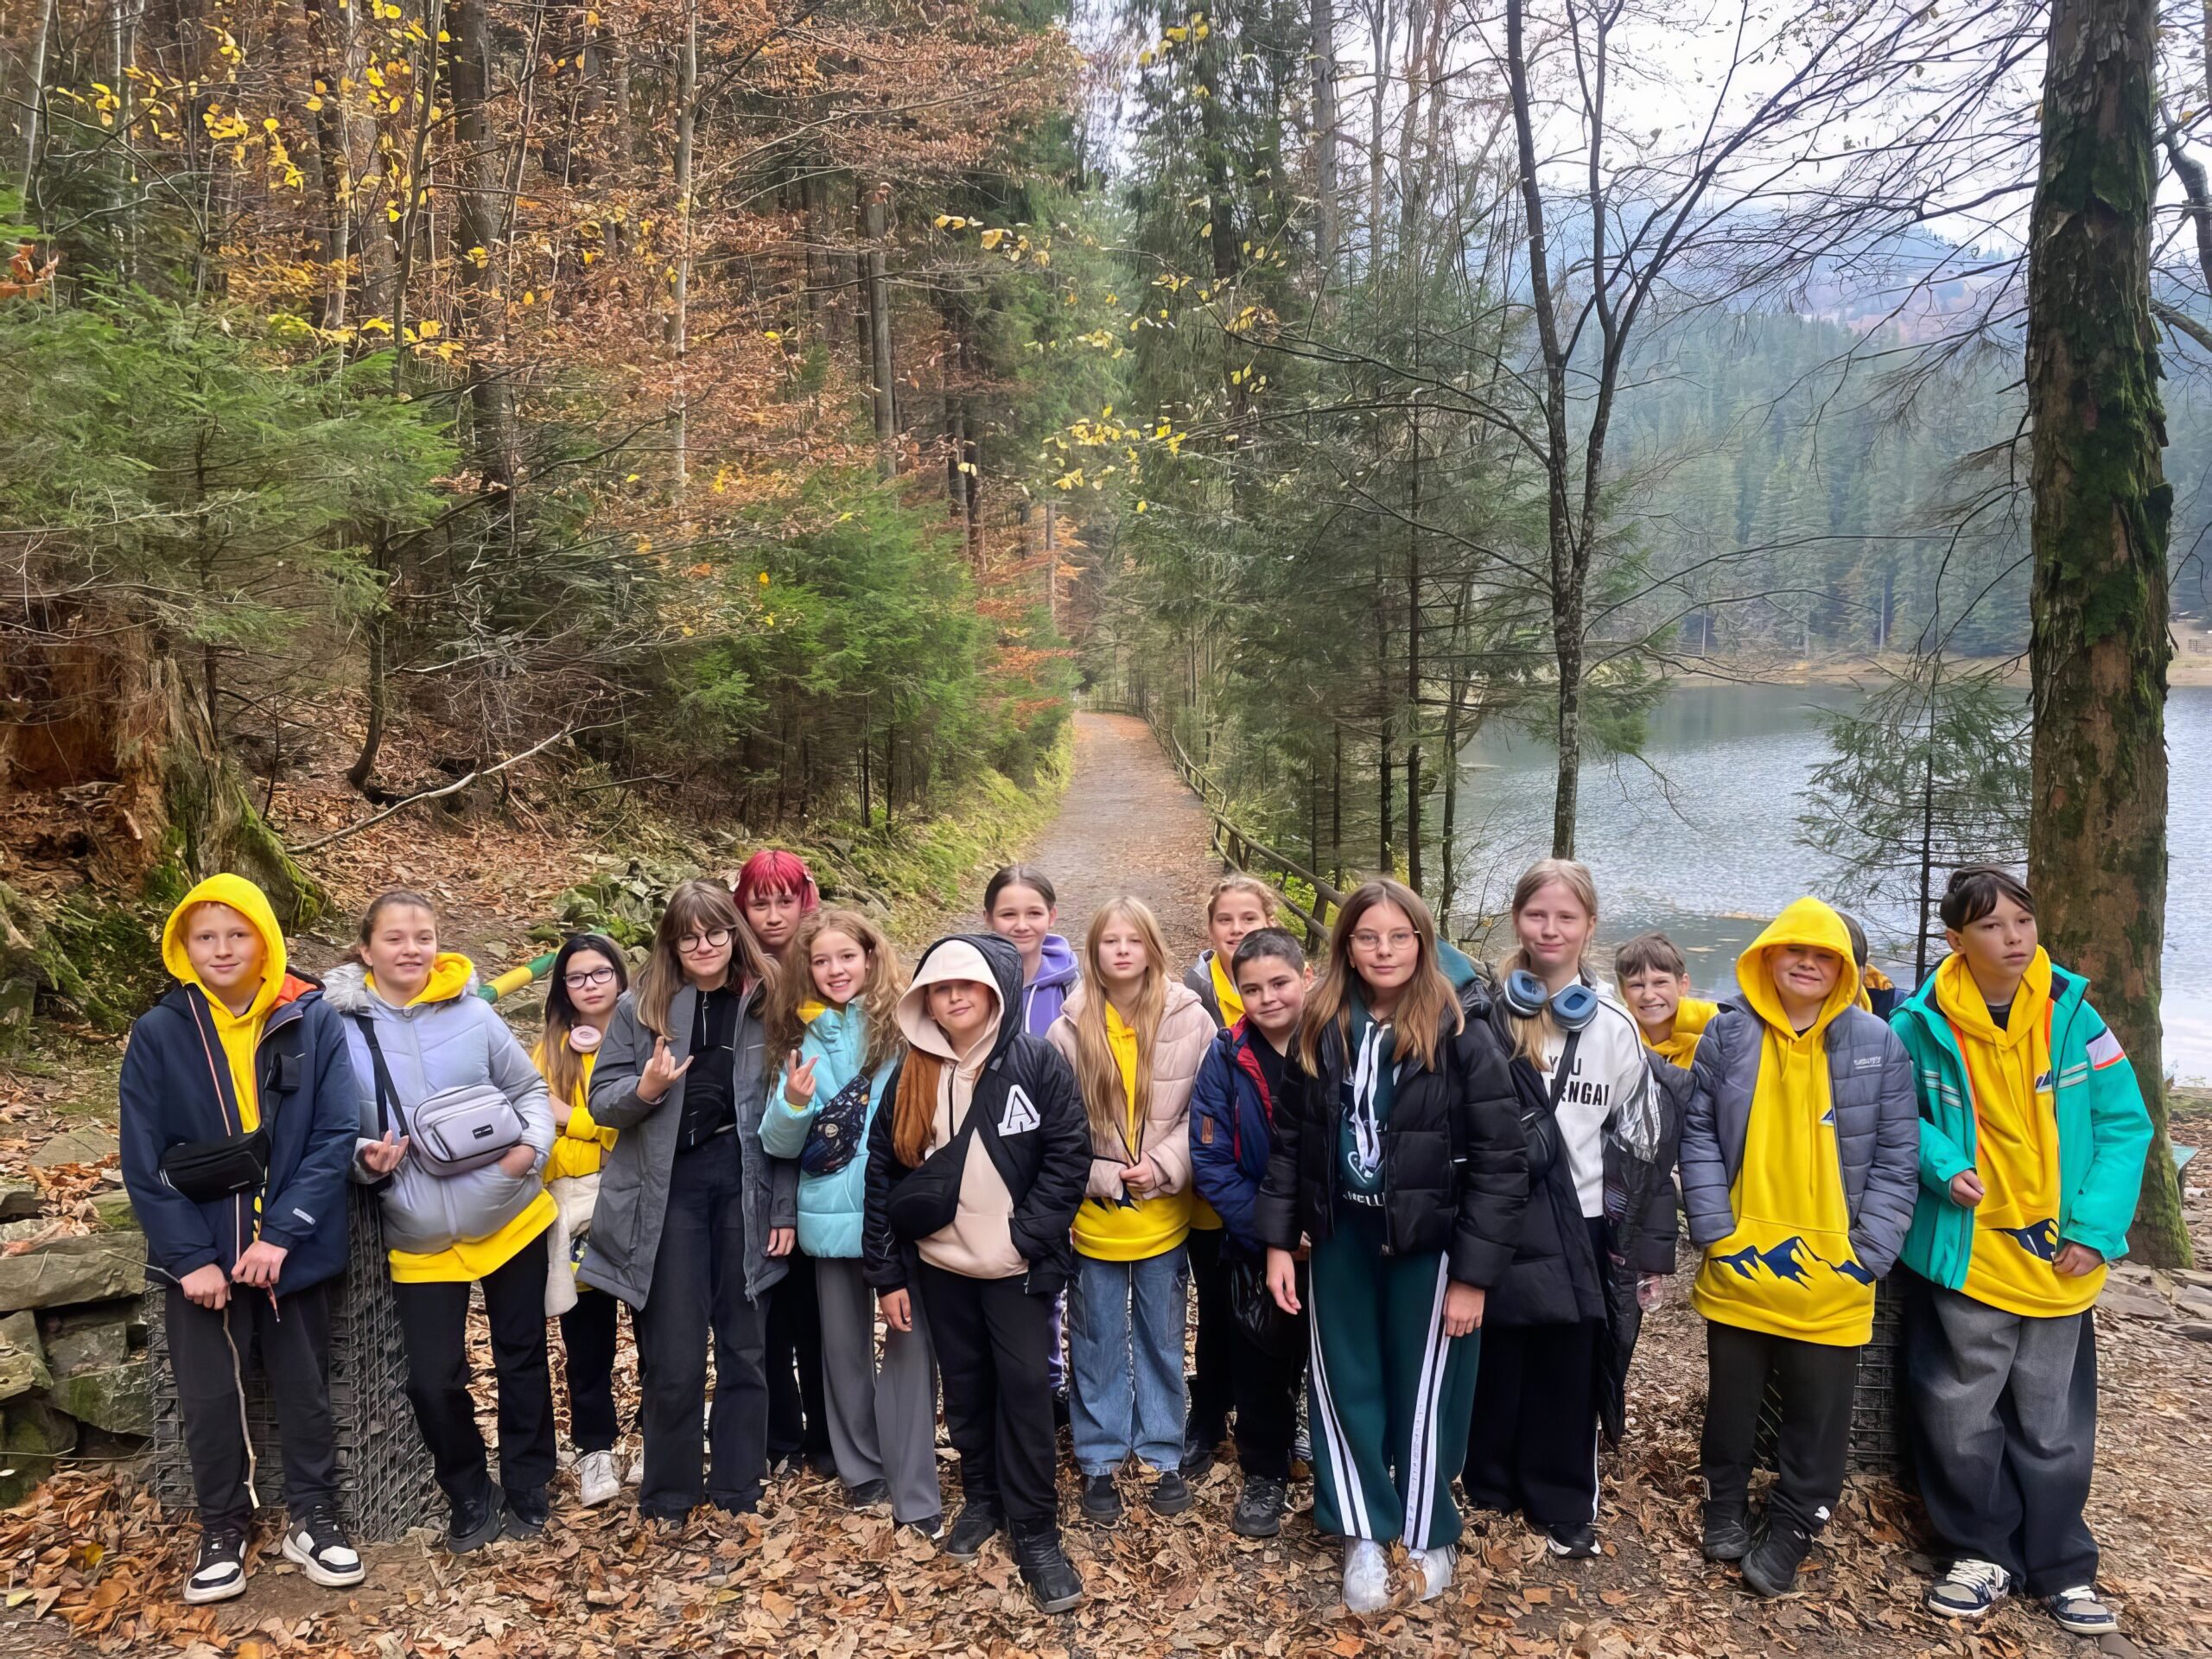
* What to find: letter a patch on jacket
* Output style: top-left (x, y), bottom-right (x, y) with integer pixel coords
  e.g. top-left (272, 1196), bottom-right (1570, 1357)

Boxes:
top-left (998, 1085), bottom-right (1041, 1135)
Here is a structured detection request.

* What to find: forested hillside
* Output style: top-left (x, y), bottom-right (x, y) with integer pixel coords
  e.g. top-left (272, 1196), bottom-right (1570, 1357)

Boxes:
top-left (2, 0), bottom-right (1094, 956)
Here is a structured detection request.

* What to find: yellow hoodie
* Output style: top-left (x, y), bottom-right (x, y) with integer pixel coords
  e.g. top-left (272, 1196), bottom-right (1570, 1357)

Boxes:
top-left (1692, 899), bottom-right (1874, 1346)
top-left (1643, 995), bottom-right (1719, 1071)
top-left (161, 874), bottom-right (297, 1133)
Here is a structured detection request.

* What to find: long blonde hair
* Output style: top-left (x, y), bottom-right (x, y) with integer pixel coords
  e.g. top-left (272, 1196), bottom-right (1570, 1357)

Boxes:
top-left (1497, 857), bottom-right (1600, 1064)
top-left (1068, 898), bottom-right (1171, 1152)
top-left (1299, 879), bottom-right (1460, 1076)
top-left (766, 908), bottom-right (908, 1077)
top-left (636, 879), bottom-right (776, 1039)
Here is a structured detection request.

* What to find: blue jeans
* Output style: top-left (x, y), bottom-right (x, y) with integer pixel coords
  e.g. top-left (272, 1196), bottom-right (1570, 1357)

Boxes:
top-left (1069, 1245), bottom-right (1188, 1476)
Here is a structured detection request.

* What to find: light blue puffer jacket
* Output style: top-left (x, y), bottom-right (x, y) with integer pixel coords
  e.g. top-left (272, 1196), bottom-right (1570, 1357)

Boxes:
top-left (759, 1001), bottom-right (899, 1259)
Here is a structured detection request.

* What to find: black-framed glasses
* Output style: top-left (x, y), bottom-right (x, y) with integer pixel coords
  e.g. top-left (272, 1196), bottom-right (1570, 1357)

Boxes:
top-left (677, 928), bottom-right (734, 954)
top-left (563, 967), bottom-right (618, 988)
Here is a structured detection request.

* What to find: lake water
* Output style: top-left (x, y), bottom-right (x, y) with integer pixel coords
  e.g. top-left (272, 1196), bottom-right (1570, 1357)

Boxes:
top-left (1451, 681), bottom-right (2212, 1083)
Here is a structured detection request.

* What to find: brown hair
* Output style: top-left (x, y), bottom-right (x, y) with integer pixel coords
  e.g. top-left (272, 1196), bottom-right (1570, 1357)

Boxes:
top-left (766, 908), bottom-right (908, 1076)
top-left (1068, 899), bottom-right (1172, 1152)
top-left (536, 933), bottom-right (629, 1106)
top-left (635, 879), bottom-right (775, 1039)
top-left (1940, 865), bottom-right (2033, 931)
top-left (892, 1047), bottom-right (944, 1166)
top-left (1206, 874), bottom-right (1281, 926)
top-left (1497, 858), bottom-right (1600, 1063)
top-left (1613, 931), bottom-right (1687, 983)
top-left (1299, 879), bottom-right (1459, 1075)
top-left (354, 888), bottom-right (439, 963)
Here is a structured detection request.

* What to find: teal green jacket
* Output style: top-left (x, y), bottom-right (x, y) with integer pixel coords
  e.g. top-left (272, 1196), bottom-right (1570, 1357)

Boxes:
top-left (1889, 959), bottom-right (2153, 1288)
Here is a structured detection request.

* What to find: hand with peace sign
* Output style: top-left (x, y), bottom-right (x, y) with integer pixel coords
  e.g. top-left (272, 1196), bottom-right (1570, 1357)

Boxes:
top-left (783, 1050), bottom-right (819, 1109)
top-left (638, 1034), bottom-right (693, 1105)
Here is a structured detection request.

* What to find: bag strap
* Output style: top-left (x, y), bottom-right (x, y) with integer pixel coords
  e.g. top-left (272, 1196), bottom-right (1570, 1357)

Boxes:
top-left (1546, 1027), bottom-right (1585, 1116)
top-left (349, 1013), bottom-right (408, 1141)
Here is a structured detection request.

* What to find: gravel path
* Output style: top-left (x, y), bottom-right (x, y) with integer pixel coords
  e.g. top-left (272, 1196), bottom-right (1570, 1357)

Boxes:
top-left (1007, 711), bottom-right (1224, 965)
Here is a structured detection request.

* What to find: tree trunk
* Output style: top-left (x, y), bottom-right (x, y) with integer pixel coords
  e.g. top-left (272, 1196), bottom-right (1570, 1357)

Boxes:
top-left (447, 0), bottom-right (516, 490)
top-left (671, 0), bottom-right (698, 497)
top-left (2027, 0), bottom-right (2189, 1267)
top-left (19, 0), bottom-right (56, 199)
top-left (864, 186), bottom-right (896, 477)
top-left (1310, 0), bottom-right (1339, 271)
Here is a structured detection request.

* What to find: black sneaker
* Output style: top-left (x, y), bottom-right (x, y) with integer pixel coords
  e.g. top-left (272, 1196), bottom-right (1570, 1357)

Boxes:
top-left (1079, 1472), bottom-right (1123, 1526)
top-left (1232, 1475), bottom-right (1287, 1539)
top-left (848, 1478), bottom-right (891, 1510)
top-left (183, 1526), bottom-right (248, 1605)
top-left (1181, 1422), bottom-right (1219, 1479)
top-left (1149, 1470), bottom-right (1195, 1516)
top-left (943, 1502), bottom-right (1002, 1560)
top-left (280, 1503), bottom-right (365, 1588)
top-left (1012, 1523), bottom-right (1084, 1613)
top-left (446, 1484), bottom-right (504, 1554)
top-left (1546, 1521), bottom-right (1599, 1559)
top-left (903, 1513), bottom-right (945, 1542)
top-left (504, 1484), bottom-right (549, 1538)
top-left (1741, 1518), bottom-right (1812, 1598)
top-left (1052, 1389), bottom-right (1071, 1429)
top-left (1702, 1500), bottom-right (1752, 1563)
top-left (805, 1450), bottom-right (840, 1479)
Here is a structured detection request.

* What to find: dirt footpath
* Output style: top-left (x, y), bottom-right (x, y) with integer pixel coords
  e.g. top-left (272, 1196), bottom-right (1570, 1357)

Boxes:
top-left (989, 711), bottom-right (1224, 960)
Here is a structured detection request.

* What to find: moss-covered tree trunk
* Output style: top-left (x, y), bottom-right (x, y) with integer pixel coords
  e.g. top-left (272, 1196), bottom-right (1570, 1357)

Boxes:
top-left (2026, 0), bottom-right (2190, 1267)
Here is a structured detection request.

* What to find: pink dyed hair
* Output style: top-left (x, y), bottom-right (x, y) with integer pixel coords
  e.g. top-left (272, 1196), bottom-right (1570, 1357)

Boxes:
top-left (734, 849), bottom-right (821, 912)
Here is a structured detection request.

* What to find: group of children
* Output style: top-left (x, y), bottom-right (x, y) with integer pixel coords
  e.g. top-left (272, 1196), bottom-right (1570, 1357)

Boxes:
top-left (118, 852), bottom-right (2152, 1637)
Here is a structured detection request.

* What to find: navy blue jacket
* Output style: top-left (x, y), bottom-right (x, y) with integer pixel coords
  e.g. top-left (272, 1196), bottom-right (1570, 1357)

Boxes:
top-left (1188, 1020), bottom-right (1284, 1258)
top-left (118, 981), bottom-right (364, 1297)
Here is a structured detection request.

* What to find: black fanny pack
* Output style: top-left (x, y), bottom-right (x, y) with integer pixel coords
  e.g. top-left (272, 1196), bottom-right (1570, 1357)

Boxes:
top-left (159, 1126), bottom-right (272, 1202)
top-left (885, 1106), bottom-right (980, 1241)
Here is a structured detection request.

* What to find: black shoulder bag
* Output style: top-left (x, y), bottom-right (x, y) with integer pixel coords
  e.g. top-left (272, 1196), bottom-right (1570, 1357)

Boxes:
top-left (799, 1071), bottom-right (874, 1177)
top-left (156, 996), bottom-right (282, 1202)
top-left (883, 1090), bottom-right (984, 1242)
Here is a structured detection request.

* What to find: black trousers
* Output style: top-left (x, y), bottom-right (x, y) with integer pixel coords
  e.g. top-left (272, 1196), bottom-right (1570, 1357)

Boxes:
top-left (916, 1262), bottom-right (1058, 1532)
top-left (634, 1133), bottom-right (767, 1518)
top-left (1227, 1302), bottom-right (1304, 1480)
top-left (1701, 1321), bottom-right (1858, 1533)
top-left (765, 1250), bottom-right (830, 1463)
top-left (1463, 1317), bottom-right (1604, 1526)
top-left (559, 1287), bottom-right (621, 1454)
top-left (391, 1230), bottom-right (557, 1507)
top-left (167, 1280), bottom-right (340, 1530)
top-left (1185, 1226), bottom-right (1235, 1446)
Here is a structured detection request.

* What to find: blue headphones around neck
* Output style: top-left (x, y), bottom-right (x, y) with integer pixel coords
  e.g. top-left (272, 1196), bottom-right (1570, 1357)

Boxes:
top-left (1502, 969), bottom-right (1599, 1032)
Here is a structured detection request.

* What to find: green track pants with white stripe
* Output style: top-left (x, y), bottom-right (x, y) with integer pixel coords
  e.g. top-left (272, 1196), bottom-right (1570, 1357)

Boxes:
top-left (1306, 1203), bottom-right (1483, 1549)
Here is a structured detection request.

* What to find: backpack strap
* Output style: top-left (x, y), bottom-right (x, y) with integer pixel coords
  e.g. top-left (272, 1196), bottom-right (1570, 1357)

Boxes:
top-left (349, 1013), bottom-right (408, 1141)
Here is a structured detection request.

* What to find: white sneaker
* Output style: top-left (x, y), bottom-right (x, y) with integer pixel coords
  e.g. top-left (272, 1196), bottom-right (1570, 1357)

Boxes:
top-left (1925, 1557), bottom-right (2012, 1621)
top-left (1342, 1538), bottom-right (1390, 1613)
top-left (577, 1449), bottom-right (621, 1509)
top-left (1410, 1543), bottom-right (1455, 1601)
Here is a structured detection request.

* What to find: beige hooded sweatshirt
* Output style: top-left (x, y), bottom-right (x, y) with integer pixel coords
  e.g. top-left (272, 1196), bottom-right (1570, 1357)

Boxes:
top-left (896, 938), bottom-right (1023, 1279)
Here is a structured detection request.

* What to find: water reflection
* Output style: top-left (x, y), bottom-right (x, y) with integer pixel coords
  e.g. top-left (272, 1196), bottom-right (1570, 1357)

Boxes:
top-left (1452, 682), bottom-right (2212, 1082)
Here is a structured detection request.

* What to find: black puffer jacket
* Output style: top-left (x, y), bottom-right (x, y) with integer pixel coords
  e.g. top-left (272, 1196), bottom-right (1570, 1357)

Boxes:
top-left (1254, 977), bottom-right (1527, 1288)
top-left (861, 933), bottom-right (1090, 1297)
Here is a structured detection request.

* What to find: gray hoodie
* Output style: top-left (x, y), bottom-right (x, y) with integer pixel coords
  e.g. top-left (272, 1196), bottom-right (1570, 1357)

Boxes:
top-left (327, 960), bottom-right (555, 1257)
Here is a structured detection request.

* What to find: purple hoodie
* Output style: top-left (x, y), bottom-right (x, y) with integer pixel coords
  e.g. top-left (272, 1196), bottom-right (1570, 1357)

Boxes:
top-left (1018, 933), bottom-right (1080, 1036)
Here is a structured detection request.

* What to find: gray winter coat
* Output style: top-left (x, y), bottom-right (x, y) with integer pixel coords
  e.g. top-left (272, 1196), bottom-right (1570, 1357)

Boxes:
top-left (578, 982), bottom-right (797, 1309)
top-left (1680, 1003), bottom-right (1920, 1281)
top-left (327, 963), bottom-right (556, 1257)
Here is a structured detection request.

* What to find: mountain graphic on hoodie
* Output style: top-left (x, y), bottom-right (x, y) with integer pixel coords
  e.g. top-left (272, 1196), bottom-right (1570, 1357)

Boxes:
top-left (1713, 1233), bottom-right (1875, 1287)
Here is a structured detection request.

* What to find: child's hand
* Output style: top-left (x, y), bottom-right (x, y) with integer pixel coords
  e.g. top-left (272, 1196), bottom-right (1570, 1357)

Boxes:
top-left (1120, 1155), bottom-right (1159, 1198)
top-left (360, 1131), bottom-right (409, 1175)
top-left (180, 1262), bottom-right (232, 1309)
top-left (231, 1241), bottom-right (288, 1288)
top-left (767, 1227), bottom-right (796, 1258)
top-left (783, 1051), bottom-right (818, 1109)
top-left (1637, 1273), bottom-right (1668, 1311)
top-left (881, 1287), bottom-right (913, 1332)
top-left (1948, 1170), bottom-right (1985, 1208)
top-left (1265, 1247), bottom-right (1300, 1315)
top-left (498, 1144), bottom-right (537, 1179)
top-left (639, 1036), bottom-right (693, 1104)
top-left (1443, 1281), bottom-right (1487, 1338)
top-left (2054, 1242), bottom-right (2104, 1277)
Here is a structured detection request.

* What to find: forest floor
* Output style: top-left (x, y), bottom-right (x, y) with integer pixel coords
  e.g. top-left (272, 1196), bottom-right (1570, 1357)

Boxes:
top-left (3, 712), bottom-right (2209, 1658)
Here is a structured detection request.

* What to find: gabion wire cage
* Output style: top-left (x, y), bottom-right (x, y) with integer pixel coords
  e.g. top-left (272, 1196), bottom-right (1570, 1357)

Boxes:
top-left (147, 1185), bottom-right (439, 1540)
top-left (1753, 1274), bottom-right (1909, 1475)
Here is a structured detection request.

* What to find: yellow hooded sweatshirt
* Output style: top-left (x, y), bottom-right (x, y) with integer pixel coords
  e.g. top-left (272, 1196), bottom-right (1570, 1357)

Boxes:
top-left (1934, 948), bottom-right (2098, 1317)
top-left (161, 874), bottom-right (300, 1132)
top-left (1692, 899), bottom-right (1874, 1346)
top-left (1644, 995), bottom-right (1719, 1071)
top-left (378, 954), bottom-right (556, 1284)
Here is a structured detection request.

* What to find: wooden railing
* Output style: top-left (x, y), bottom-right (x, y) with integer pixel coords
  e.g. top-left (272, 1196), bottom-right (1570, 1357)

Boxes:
top-left (1091, 702), bottom-right (1344, 945)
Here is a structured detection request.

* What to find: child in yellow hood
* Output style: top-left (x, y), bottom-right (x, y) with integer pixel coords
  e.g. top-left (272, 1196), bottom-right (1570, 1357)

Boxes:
top-left (119, 874), bottom-right (366, 1605)
top-left (1680, 896), bottom-right (1918, 1599)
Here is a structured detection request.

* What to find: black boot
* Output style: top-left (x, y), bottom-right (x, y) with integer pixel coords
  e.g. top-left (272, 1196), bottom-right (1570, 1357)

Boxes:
top-left (1012, 1522), bottom-right (1084, 1613)
top-left (942, 1500), bottom-right (1002, 1560)
top-left (1741, 1516), bottom-right (1812, 1598)
top-left (1702, 1497), bottom-right (1752, 1562)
